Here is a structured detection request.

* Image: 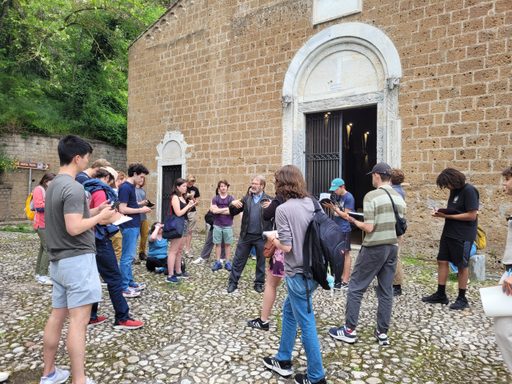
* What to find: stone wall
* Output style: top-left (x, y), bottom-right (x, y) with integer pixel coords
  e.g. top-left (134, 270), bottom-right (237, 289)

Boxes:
top-left (127, 0), bottom-right (512, 258)
top-left (0, 133), bottom-right (126, 221)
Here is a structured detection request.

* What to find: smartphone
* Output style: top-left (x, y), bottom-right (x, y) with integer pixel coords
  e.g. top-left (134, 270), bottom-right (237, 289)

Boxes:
top-left (111, 201), bottom-right (121, 211)
top-left (146, 200), bottom-right (155, 208)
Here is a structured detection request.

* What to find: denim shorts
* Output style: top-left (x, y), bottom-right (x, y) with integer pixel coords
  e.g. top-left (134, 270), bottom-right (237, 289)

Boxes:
top-left (50, 253), bottom-right (102, 309)
top-left (341, 232), bottom-right (352, 251)
top-left (212, 225), bottom-right (233, 245)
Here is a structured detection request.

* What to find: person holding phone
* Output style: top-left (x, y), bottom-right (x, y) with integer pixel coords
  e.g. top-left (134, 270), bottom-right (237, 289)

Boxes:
top-left (136, 175), bottom-right (150, 262)
top-left (422, 168), bottom-right (479, 311)
top-left (85, 167), bottom-right (144, 328)
top-left (117, 163), bottom-right (152, 296)
top-left (322, 178), bottom-right (355, 290)
top-left (166, 178), bottom-right (197, 283)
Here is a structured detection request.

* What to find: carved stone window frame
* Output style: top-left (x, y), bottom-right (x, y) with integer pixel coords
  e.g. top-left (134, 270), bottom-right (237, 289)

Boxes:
top-left (155, 131), bottom-right (188, 220)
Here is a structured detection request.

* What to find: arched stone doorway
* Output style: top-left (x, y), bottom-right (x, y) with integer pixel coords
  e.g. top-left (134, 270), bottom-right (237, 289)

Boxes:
top-left (281, 22), bottom-right (402, 179)
top-left (156, 131), bottom-right (188, 221)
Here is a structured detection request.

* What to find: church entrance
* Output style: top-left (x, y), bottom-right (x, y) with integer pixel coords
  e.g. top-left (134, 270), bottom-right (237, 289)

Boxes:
top-left (305, 104), bottom-right (377, 211)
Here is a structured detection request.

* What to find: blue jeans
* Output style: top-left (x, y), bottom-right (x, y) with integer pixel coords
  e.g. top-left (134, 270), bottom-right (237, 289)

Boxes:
top-left (91, 238), bottom-right (130, 322)
top-left (276, 274), bottom-right (325, 382)
top-left (119, 227), bottom-right (139, 291)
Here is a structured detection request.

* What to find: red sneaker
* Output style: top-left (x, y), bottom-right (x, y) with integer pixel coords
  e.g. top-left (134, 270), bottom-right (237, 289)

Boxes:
top-left (88, 315), bottom-right (107, 327)
top-left (114, 318), bottom-right (144, 330)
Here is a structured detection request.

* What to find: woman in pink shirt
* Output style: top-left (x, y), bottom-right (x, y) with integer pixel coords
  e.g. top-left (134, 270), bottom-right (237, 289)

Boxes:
top-left (33, 172), bottom-right (55, 285)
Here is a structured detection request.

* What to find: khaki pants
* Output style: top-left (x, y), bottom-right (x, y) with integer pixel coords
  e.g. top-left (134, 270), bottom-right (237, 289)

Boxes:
top-left (138, 219), bottom-right (150, 255)
top-left (494, 316), bottom-right (512, 372)
top-left (393, 238), bottom-right (404, 286)
top-left (111, 231), bottom-right (123, 260)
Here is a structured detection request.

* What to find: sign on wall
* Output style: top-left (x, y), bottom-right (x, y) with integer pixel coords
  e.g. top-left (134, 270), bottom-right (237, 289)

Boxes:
top-left (15, 161), bottom-right (50, 170)
top-left (312, 0), bottom-right (362, 25)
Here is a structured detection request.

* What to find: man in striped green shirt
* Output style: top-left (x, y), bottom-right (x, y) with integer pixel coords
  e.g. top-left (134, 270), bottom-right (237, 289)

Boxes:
top-left (329, 162), bottom-right (406, 347)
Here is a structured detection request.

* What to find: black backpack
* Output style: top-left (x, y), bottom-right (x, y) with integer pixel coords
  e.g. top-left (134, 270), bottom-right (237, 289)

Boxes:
top-left (303, 198), bottom-right (346, 292)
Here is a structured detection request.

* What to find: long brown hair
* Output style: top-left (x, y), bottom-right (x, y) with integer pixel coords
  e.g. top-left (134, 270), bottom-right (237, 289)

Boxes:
top-left (38, 173), bottom-right (56, 189)
top-left (274, 165), bottom-right (308, 201)
top-left (172, 178), bottom-right (187, 197)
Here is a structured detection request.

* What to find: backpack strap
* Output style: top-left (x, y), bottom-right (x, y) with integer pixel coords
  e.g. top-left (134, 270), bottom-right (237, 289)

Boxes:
top-left (311, 196), bottom-right (322, 213)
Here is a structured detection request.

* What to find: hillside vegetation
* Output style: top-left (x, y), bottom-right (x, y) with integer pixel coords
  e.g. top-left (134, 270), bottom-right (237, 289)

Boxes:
top-left (0, 0), bottom-right (170, 146)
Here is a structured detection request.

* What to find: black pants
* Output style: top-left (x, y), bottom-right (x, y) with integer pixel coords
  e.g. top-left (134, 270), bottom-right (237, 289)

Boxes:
top-left (228, 233), bottom-right (265, 288)
top-left (200, 227), bottom-right (226, 260)
top-left (146, 256), bottom-right (167, 272)
top-left (91, 238), bottom-right (130, 323)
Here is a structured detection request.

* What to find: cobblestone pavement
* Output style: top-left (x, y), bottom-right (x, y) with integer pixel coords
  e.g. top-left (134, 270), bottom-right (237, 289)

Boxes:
top-left (0, 230), bottom-right (511, 384)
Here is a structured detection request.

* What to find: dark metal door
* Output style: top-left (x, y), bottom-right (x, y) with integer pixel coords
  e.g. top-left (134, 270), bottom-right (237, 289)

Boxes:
top-left (305, 111), bottom-right (343, 198)
top-left (161, 165), bottom-right (182, 221)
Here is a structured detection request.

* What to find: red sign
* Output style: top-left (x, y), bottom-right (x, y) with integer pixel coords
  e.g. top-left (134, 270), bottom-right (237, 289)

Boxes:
top-left (16, 161), bottom-right (50, 170)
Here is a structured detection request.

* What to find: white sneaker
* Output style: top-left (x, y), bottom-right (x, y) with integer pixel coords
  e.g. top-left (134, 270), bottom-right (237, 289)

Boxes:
top-left (192, 257), bottom-right (205, 264)
top-left (39, 367), bottom-right (70, 384)
top-left (37, 276), bottom-right (53, 285)
top-left (86, 377), bottom-right (96, 384)
top-left (122, 287), bottom-right (141, 298)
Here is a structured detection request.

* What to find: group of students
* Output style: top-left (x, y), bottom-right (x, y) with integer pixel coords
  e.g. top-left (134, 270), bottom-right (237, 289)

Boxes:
top-left (31, 133), bottom-right (512, 384)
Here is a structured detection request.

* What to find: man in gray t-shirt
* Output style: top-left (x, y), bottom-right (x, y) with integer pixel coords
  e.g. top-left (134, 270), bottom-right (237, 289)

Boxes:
top-left (46, 174), bottom-right (95, 261)
top-left (40, 135), bottom-right (115, 384)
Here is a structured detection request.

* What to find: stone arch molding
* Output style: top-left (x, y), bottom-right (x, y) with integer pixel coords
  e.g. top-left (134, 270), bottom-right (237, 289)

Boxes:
top-left (156, 131), bottom-right (188, 220)
top-left (282, 22), bottom-right (402, 169)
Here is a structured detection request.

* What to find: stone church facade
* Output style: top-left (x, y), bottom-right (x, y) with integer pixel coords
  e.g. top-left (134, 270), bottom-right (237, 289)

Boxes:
top-left (127, 0), bottom-right (511, 256)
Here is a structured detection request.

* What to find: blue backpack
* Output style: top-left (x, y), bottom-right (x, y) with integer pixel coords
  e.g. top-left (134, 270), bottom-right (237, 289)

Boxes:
top-left (82, 179), bottom-right (119, 240)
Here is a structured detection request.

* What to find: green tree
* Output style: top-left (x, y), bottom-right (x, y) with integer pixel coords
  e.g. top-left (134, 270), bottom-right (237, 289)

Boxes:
top-left (0, 0), bottom-right (169, 146)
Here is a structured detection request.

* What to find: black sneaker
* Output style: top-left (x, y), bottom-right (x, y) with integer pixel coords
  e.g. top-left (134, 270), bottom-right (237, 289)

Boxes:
top-left (227, 283), bottom-right (237, 294)
top-left (294, 373), bottom-right (327, 384)
top-left (374, 329), bottom-right (390, 346)
top-left (333, 282), bottom-right (342, 290)
top-left (262, 356), bottom-right (293, 378)
top-left (393, 285), bottom-right (402, 296)
top-left (421, 292), bottom-right (449, 305)
top-left (247, 317), bottom-right (269, 331)
top-left (254, 284), bottom-right (264, 293)
top-left (139, 252), bottom-right (147, 261)
top-left (449, 297), bottom-right (469, 310)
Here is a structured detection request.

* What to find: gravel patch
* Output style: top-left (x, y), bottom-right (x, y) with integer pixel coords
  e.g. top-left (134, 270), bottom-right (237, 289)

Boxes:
top-left (0, 231), bottom-right (510, 383)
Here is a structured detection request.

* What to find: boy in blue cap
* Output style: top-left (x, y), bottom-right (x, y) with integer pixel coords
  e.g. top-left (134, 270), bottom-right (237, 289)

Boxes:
top-left (322, 178), bottom-right (355, 289)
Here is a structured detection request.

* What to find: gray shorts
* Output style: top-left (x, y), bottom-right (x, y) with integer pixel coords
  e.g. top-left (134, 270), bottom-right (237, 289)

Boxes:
top-left (50, 253), bottom-right (102, 309)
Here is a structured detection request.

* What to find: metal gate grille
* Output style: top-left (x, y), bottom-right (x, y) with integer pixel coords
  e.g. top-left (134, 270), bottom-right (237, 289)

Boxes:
top-left (305, 111), bottom-right (342, 198)
top-left (161, 165), bottom-right (182, 221)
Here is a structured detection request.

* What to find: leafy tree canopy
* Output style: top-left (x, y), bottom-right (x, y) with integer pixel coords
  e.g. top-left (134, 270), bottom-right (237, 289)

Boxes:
top-left (0, 0), bottom-right (170, 146)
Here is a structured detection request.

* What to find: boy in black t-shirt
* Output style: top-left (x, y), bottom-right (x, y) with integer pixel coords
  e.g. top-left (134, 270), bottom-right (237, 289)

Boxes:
top-left (422, 168), bottom-right (479, 310)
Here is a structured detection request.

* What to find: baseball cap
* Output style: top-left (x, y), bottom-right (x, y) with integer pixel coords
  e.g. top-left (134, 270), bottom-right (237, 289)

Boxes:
top-left (329, 178), bottom-right (345, 191)
top-left (366, 162), bottom-right (392, 176)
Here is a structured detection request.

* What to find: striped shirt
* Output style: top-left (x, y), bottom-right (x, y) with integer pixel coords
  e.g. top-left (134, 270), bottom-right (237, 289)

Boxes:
top-left (362, 185), bottom-right (406, 247)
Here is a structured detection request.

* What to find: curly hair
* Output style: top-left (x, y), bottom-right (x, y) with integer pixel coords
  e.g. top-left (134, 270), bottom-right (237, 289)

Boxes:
top-left (391, 168), bottom-right (405, 185)
top-left (274, 165), bottom-right (309, 201)
top-left (502, 167), bottom-right (512, 179)
top-left (436, 168), bottom-right (466, 189)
